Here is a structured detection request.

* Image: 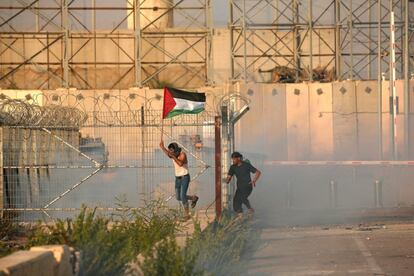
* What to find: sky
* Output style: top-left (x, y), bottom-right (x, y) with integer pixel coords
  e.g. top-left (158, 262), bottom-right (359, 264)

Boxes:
top-left (213, 0), bottom-right (228, 26)
top-left (1, 0), bottom-right (230, 29)
top-left (1, 0), bottom-right (401, 30)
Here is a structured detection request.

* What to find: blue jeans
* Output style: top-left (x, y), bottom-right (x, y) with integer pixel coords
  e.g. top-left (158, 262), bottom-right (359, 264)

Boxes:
top-left (175, 174), bottom-right (190, 207)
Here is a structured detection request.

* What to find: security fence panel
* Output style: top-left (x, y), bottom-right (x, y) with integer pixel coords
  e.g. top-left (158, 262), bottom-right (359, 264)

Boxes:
top-left (0, 91), bottom-right (217, 221)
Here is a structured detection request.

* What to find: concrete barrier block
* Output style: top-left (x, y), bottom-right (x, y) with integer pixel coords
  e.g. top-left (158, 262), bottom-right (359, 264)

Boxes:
top-left (30, 245), bottom-right (73, 276)
top-left (0, 250), bottom-right (55, 276)
top-left (286, 83), bottom-right (311, 160)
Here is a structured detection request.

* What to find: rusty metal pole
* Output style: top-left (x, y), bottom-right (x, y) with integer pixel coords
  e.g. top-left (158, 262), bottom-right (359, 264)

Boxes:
top-left (221, 105), bottom-right (230, 208)
top-left (215, 116), bottom-right (222, 220)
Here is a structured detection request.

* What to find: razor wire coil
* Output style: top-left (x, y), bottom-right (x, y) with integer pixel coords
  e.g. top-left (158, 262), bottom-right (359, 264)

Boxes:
top-left (0, 98), bottom-right (88, 128)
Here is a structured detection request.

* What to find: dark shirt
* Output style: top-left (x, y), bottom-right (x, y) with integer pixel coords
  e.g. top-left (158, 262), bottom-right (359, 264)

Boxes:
top-left (228, 161), bottom-right (257, 190)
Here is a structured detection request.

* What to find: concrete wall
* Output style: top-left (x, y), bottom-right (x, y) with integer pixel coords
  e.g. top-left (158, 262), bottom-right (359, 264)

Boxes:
top-left (236, 80), bottom-right (414, 161)
top-left (236, 80), bottom-right (414, 209)
top-left (0, 245), bottom-right (77, 276)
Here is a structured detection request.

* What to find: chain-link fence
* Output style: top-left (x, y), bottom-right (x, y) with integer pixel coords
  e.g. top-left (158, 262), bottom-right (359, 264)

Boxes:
top-left (0, 91), bottom-right (219, 221)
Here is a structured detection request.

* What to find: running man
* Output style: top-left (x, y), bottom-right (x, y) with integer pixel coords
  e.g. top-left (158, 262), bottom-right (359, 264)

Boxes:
top-left (160, 140), bottom-right (199, 220)
top-left (225, 152), bottom-right (261, 218)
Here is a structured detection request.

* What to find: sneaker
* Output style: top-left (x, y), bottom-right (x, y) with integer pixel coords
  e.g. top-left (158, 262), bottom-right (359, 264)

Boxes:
top-left (191, 196), bottom-right (199, 208)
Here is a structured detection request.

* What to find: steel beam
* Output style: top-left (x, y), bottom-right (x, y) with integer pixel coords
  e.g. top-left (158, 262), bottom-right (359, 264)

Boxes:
top-left (0, 0), bottom-right (211, 89)
top-left (62, 0), bottom-right (69, 88)
top-left (229, 0), bottom-right (407, 83)
top-left (134, 0), bottom-right (142, 87)
top-left (404, 0), bottom-right (410, 159)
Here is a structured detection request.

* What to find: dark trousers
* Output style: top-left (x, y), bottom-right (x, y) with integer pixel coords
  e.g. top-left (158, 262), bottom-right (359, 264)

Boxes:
top-left (233, 185), bottom-right (253, 213)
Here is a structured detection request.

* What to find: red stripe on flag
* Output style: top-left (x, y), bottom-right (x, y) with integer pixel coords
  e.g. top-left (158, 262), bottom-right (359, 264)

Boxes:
top-left (162, 87), bottom-right (177, 119)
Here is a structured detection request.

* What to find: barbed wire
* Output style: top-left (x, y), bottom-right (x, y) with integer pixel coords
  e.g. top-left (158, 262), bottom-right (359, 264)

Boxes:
top-left (216, 93), bottom-right (251, 114)
top-left (0, 96), bottom-right (88, 127)
top-left (0, 91), bottom-right (223, 128)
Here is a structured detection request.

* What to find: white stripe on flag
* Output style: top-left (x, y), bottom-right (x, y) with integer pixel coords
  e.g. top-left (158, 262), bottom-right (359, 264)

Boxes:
top-left (173, 98), bottom-right (205, 111)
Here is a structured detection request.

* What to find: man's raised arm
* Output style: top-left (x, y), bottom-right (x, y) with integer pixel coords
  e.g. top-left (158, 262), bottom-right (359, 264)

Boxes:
top-left (159, 140), bottom-right (170, 157)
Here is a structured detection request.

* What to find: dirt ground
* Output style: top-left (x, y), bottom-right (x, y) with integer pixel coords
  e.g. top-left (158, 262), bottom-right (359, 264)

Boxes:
top-left (242, 208), bottom-right (414, 276)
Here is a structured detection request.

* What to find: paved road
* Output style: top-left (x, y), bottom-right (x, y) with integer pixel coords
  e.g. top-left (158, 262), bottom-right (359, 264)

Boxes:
top-left (242, 210), bottom-right (414, 276)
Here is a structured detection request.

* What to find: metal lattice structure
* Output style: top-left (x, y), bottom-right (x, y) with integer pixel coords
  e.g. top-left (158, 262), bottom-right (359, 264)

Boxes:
top-left (230, 0), bottom-right (414, 82)
top-left (0, 91), bottom-right (218, 221)
top-left (0, 0), bottom-right (213, 90)
top-left (230, 0), bottom-right (414, 158)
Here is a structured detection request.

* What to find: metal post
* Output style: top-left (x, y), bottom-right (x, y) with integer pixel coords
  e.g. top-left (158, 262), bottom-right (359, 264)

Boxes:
top-left (206, 0), bottom-right (214, 86)
top-left (368, 0), bottom-right (372, 79)
top-left (229, 0), bottom-right (235, 80)
top-left (404, 0), bottom-right (410, 159)
top-left (92, 0), bottom-right (97, 89)
top-left (229, 119), bottom-right (235, 153)
top-left (229, 119), bottom-right (235, 205)
top-left (349, 1), bottom-right (354, 80)
top-left (329, 180), bottom-right (338, 208)
top-left (221, 106), bottom-right (230, 207)
top-left (62, 0), bottom-right (69, 88)
top-left (242, 0), bottom-right (248, 82)
top-left (378, 0), bottom-right (383, 160)
top-left (374, 180), bottom-right (383, 207)
top-left (294, 0), bottom-right (300, 81)
top-left (335, 0), bottom-right (341, 80)
top-left (215, 116), bottom-right (222, 220)
top-left (309, 0), bottom-right (313, 81)
top-left (140, 106), bottom-right (145, 201)
top-left (134, 0), bottom-right (142, 87)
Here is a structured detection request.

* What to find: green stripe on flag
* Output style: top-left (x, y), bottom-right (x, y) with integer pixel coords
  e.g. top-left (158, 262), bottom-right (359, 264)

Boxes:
top-left (165, 107), bottom-right (205, 118)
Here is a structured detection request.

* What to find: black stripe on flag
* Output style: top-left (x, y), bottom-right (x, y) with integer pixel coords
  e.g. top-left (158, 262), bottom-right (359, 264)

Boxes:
top-left (166, 87), bottom-right (206, 102)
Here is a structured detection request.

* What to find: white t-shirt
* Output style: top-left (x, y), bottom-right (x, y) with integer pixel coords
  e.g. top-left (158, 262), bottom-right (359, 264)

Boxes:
top-left (173, 158), bottom-right (189, 177)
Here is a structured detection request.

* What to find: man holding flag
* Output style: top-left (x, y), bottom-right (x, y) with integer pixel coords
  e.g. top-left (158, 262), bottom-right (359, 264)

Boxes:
top-left (159, 87), bottom-right (206, 220)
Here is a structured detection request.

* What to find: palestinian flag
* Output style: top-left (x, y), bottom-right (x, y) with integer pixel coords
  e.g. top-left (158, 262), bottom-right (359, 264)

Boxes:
top-left (162, 87), bottom-right (206, 119)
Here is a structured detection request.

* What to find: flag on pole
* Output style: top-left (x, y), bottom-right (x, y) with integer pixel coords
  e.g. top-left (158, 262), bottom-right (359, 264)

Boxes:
top-left (162, 87), bottom-right (206, 119)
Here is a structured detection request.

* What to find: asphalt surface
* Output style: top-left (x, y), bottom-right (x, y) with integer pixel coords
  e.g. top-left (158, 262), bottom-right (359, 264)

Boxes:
top-left (242, 208), bottom-right (414, 276)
